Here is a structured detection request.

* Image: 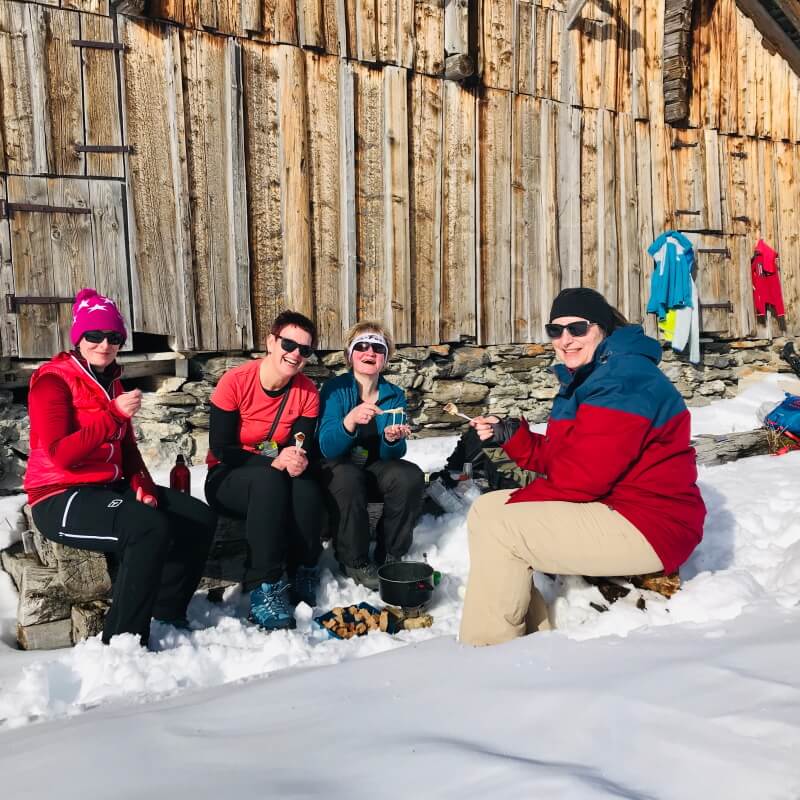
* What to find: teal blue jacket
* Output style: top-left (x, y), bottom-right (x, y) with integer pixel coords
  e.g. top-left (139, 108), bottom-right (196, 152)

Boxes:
top-left (318, 372), bottom-right (408, 460)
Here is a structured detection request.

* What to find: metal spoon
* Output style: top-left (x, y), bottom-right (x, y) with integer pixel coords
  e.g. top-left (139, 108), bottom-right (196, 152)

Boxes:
top-left (443, 402), bottom-right (473, 422)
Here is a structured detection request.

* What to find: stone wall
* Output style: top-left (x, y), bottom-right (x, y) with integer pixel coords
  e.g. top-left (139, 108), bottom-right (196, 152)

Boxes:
top-left (0, 337), bottom-right (795, 494)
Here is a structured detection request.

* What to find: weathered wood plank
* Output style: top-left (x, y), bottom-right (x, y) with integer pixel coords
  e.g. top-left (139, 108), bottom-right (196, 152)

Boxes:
top-left (616, 113), bottom-right (640, 322)
top-left (356, 0), bottom-right (378, 61)
top-left (88, 180), bottom-right (132, 348)
top-left (120, 18), bottom-right (195, 347)
top-left (718, 0), bottom-right (738, 134)
top-left (634, 119), bottom-right (656, 334)
top-left (0, 176), bottom-right (16, 357)
top-left (72, 600), bottom-right (108, 643)
top-left (409, 73), bottom-right (443, 345)
top-left (48, 179), bottom-right (95, 347)
top-left (383, 66), bottom-right (411, 342)
top-left (338, 59), bottom-right (358, 335)
top-left (598, 109), bottom-right (618, 304)
top-left (80, 14), bottom-right (123, 178)
top-left (737, 11), bottom-right (756, 137)
top-left (260, 0), bottom-right (298, 44)
top-left (183, 31), bottom-right (245, 351)
top-left (0, 3), bottom-right (49, 175)
top-left (321, 0), bottom-right (346, 56)
top-left (63, 0), bottom-right (110, 16)
top-left (580, 107), bottom-right (598, 289)
top-left (480, 0), bottom-right (513, 91)
top-left (18, 562), bottom-right (71, 627)
top-left (43, 6), bottom-right (84, 176)
top-left (305, 52), bottom-right (345, 349)
top-left (353, 61), bottom-right (385, 322)
top-left (629, 0), bottom-right (648, 120)
top-left (441, 81), bottom-right (476, 342)
top-left (6, 176), bottom-right (59, 358)
top-left (414, 0), bottom-right (444, 76)
top-left (477, 88), bottom-right (512, 345)
top-left (775, 141), bottom-right (799, 333)
top-left (299, 0), bottom-right (325, 48)
top-left (445, 0), bottom-right (470, 55)
top-left (242, 40), bottom-right (282, 348)
top-left (18, 619), bottom-right (73, 650)
top-left (556, 101), bottom-right (581, 290)
top-left (515, 0), bottom-right (535, 95)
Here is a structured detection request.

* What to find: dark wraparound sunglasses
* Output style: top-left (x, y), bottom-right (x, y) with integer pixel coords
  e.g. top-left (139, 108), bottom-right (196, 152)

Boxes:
top-left (83, 330), bottom-right (125, 346)
top-left (352, 341), bottom-right (388, 356)
top-left (278, 335), bottom-right (313, 359)
top-left (545, 321), bottom-right (595, 339)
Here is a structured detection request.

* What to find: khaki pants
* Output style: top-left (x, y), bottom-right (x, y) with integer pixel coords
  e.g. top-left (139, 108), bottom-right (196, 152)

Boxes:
top-left (459, 490), bottom-right (663, 646)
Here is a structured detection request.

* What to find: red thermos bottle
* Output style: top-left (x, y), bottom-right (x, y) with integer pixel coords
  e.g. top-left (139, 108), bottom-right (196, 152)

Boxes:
top-left (169, 453), bottom-right (191, 494)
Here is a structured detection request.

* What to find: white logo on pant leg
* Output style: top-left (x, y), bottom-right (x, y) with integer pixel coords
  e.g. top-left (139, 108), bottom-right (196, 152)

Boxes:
top-left (107, 499), bottom-right (123, 508)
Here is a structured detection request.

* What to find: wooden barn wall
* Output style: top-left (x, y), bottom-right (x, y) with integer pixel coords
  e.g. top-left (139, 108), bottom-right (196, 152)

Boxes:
top-left (1, 0), bottom-right (800, 357)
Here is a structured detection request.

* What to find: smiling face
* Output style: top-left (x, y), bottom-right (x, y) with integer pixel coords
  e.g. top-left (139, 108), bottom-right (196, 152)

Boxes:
top-left (265, 323), bottom-right (313, 381)
top-left (550, 316), bottom-right (606, 370)
top-left (78, 332), bottom-right (121, 371)
top-left (349, 331), bottom-right (387, 377)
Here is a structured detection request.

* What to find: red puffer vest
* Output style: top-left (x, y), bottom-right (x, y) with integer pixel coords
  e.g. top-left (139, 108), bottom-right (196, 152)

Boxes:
top-left (24, 353), bottom-right (128, 495)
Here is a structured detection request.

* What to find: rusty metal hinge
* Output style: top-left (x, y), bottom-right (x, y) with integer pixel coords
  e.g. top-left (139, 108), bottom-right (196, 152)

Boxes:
top-left (0, 200), bottom-right (91, 219)
top-left (732, 215), bottom-right (750, 222)
top-left (74, 144), bottom-right (133, 154)
top-left (5, 295), bottom-right (75, 314)
top-left (71, 39), bottom-right (125, 51)
top-left (730, 151), bottom-right (748, 159)
top-left (699, 301), bottom-right (734, 312)
top-left (675, 209), bottom-right (701, 216)
top-left (697, 247), bottom-right (731, 257)
top-left (671, 140), bottom-right (699, 149)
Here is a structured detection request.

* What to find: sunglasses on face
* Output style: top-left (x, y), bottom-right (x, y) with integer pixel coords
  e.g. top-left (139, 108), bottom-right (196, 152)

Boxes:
top-left (545, 321), bottom-right (595, 339)
top-left (352, 341), bottom-right (388, 356)
top-left (278, 335), bottom-right (313, 359)
top-left (83, 330), bottom-right (125, 346)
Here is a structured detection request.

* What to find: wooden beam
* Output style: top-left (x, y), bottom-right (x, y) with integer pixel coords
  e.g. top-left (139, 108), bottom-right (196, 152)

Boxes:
top-left (662, 0), bottom-right (694, 125)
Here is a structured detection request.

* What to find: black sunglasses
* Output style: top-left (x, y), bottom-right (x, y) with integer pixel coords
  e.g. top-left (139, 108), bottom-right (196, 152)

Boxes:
top-left (278, 335), bottom-right (313, 359)
top-left (83, 330), bottom-right (125, 346)
top-left (545, 321), bottom-right (595, 339)
top-left (352, 341), bottom-right (388, 356)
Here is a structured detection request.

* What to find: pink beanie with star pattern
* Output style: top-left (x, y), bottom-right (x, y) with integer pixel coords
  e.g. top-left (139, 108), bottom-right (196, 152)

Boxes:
top-left (70, 288), bottom-right (127, 346)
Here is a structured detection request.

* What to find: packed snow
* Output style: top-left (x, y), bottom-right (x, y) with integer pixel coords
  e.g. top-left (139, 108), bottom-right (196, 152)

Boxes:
top-left (1, 377), bottom-right (800, 799)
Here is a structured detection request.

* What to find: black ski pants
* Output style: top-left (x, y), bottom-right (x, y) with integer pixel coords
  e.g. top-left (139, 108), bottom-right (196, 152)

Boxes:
top-left (32, 483), bottom-right (216, 646)
top-left (320, 458), bottom-right (425, 567)
top-left (205, 462), bottom-right (323, 589)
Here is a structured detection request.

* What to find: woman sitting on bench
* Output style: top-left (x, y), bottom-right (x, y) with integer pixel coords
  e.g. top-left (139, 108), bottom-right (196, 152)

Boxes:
top-left (460, 288), bottom-right (706, 646)
top-left (317, 322), bottom-right (425, 590)
top-left (24, 288), bottom-right (216, 647)
top-left (205, 310), bottom-right (322, 631)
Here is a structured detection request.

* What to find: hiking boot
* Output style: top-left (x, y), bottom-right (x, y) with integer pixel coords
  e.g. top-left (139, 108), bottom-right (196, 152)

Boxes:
top-left (248, 579), bottom-right (296, 631)
top-left (291, 564), bottom-right (320, 608)
top-left (339, 560), bottom-right (379, 591)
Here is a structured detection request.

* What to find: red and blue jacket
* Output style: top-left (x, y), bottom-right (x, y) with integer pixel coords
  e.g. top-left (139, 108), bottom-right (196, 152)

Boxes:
top-left (502, 325), bottom-right (705, 573)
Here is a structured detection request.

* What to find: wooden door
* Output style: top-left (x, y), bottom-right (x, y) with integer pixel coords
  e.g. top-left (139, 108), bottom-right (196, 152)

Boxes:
top-left (3, 176), bottom-right (130, 358)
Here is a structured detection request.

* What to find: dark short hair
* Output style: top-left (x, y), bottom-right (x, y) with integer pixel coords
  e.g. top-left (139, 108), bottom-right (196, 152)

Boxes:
top-left (270, 310), bottom-right (318, 349)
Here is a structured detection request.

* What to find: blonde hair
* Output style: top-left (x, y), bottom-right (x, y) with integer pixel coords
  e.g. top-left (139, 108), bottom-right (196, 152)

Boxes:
top-left (344, 321), bottom-right (395, 363)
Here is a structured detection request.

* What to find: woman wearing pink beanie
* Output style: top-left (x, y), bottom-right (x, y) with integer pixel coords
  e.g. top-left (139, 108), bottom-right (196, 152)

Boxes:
top-left (23, 288), bottom-right (216, 647)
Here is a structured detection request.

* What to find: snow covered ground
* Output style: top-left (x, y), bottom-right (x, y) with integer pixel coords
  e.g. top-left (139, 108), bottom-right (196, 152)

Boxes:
top-left (1, 377), bottom-right (800, 799)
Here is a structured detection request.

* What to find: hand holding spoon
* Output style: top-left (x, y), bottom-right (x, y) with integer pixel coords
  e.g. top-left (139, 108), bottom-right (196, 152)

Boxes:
top-left (443, 402), bottom-right (474, 422)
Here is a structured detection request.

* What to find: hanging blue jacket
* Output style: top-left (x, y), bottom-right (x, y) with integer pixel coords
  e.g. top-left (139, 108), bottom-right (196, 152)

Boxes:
top-left (646, 230), bottom-right (695, 319)
top-left (318, 372), bottom-right (408, 460)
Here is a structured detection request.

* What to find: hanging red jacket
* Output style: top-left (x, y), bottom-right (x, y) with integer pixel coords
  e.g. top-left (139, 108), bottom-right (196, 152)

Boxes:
top-left (752, 239), bottom-right (785, 316)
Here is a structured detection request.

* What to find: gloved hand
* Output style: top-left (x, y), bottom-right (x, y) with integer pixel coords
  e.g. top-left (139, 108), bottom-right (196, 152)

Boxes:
top-left (470, 416), bottom-right (520, 445)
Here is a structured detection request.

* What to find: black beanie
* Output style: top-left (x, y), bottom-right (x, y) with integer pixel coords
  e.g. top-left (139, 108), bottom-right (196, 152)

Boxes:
top-left (549, 288), bottom-right (616, 332)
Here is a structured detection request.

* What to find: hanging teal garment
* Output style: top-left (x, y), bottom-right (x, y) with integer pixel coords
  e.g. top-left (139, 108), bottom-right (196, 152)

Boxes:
top-left (646, 230), bottom-right (695, 320)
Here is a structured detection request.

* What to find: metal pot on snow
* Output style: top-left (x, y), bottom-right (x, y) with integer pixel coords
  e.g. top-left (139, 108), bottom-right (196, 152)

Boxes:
top-left (377, 561), bottom-right (436, 611)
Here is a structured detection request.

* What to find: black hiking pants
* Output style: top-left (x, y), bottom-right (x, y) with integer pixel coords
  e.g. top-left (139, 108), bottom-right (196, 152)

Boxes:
top-left (32, 483), bottom-right (216, 646)
top-left (205, 462), bottom-right (323, 589)
top-left (320, 458), bottom-right (425, 566)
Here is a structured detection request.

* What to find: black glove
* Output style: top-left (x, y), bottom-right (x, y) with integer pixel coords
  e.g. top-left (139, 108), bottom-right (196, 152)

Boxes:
top-left (487, 417), bottom-right (521, 446)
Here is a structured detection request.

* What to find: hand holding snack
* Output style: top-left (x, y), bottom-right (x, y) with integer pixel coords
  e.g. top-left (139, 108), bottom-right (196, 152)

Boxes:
top-left (343, 401), bottom-right (382, 433)
top-left (470, 415), bottom-right (501, 442)
top-left (384, 423), bottom-right (411, 443)
top-left (272, 445), bottom-right (308, 476)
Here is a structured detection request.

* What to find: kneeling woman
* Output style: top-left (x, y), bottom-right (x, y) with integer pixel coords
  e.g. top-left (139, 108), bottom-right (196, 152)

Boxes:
top-left (318, 322), bottom-right (425, 589)
top-left (460, 288), bottom-right (706, 646)
top-left (205, 311), bottom-right (322, 630)
top-left (25, 289), bottom-right (217, 647)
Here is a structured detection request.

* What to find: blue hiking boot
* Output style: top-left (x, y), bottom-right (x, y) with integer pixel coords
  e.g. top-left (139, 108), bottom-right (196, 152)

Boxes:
top-left (248, 580), bottom-right (296, 631)
top-left (291, 565), bottom-right (320, 608)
